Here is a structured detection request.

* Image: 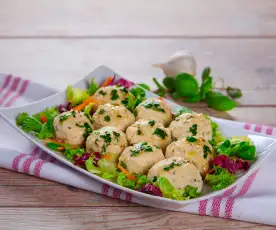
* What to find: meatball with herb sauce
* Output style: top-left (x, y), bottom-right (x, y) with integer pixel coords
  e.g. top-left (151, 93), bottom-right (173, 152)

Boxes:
top-left (93, 85), bottom-right (131, 106)
top-left (135, 99), bottom-right (172, 126)
top-left (119, 142), bottom-right (165, 175)
top-left (126, 119), bottom-right (171, 149)
top-left (165, 137), bottom-right (214, 174)
top-left (54, 110), bottom-right (94, 146)
top-left (93, 103), bottom-right (135, 131)
top-left (169, 113), bottom-right (212, 141)
top-left (148, 157), bottom-right (203, 192)
top-left (86, 126), bottom-right (127, 154)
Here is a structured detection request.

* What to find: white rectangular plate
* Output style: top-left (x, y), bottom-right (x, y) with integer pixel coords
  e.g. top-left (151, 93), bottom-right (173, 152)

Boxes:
top-left (1, 65), bottom-right (276, 208)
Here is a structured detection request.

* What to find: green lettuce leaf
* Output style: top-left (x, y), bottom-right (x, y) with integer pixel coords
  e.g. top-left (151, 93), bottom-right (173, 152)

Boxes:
top-left (205, 166), bottom-right (235, 191)
top-left (215, 138), bottom-right (256, 160)
top-left (155, 177), bottom-right (200, 200)
top-left (117, 172), bottom-right (136, 189)
top-left (66, 85), bottom-right (89, 106)
top-left (64, 146), bottom-right (85, 161)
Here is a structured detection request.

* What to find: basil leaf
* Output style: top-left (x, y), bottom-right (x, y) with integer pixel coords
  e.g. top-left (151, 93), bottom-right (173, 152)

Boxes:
top-left (202, 67), bottom-right (211, 82)
top-left (175, 73), bottom-right (199, 97)
top-left (183, 93), bottom-right (201, 103)
top-left (200, 76), bottom-right (213, 99)
top-left (226, 87), bottom-right (243, 99)
top-left (163, 77), bottom-right (176, 90)
top-left (205, 91), bottom-right (237, 111)
top-left (138, 83), bottom-right (150, 91)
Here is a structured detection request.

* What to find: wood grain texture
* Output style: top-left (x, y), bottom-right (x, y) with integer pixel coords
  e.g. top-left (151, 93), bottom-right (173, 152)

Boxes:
top-left (0, 38), bottom-right (275, 105)
top-left (0, 207), bottom-right (275, 230)
top-left (0, 0), bottom-right (276, 37)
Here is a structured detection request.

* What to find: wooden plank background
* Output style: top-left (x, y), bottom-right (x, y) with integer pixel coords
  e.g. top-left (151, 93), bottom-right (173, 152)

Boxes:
top-left (0, 1), bottom-right (276, 229)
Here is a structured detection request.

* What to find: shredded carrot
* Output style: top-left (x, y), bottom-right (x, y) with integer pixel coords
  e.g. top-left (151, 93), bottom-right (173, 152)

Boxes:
top-left (202, 168), bottom-right (215, 177)
top-left (104, 154), bottom-right (112, 160)
top-left (44, 138), bottom-right (65, 145)
top-left (101, 76), bottom-right (114, 87)
top-left (57, 146), bottom-right (65, 151)
top-left (72, 96), bottom-right (100, 111)
top-left (40, 114), bottom-right (48, 123)
top-left (158, 96), bottom-right (164, 101)
top-left (117, 164), bottom-right (137, 181)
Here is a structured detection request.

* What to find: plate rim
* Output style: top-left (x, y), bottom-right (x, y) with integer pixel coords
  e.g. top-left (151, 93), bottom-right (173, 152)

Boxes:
top-left (1, 65), bottom-right (276, 205)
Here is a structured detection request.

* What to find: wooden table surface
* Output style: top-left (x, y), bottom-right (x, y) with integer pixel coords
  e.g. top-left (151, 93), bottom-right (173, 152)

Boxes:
top-left (0, 1), bottom-right (276, 229)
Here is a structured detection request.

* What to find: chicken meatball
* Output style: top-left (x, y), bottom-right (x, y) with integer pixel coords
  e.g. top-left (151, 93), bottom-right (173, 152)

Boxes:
top-left (126, 119), bottom-right (171, 149)
top-left (135, 99), bottom-right (172, 126)
top-left (54, 110), bottom-right (94, 146)
top-left (169, 113), bottom-right (212, 141)
top-left (93, 85), bottom-right (131, 106)
top-left (86, 126), bottom-right (127, 154)
top-left (165, 137), bottom-right (214, 174)
top-left (93, 103), bottom-right (135, 131)
top-left (119, 142), bottom-right (165, 175)
top-left (148, 157), bottom-right (203, 192)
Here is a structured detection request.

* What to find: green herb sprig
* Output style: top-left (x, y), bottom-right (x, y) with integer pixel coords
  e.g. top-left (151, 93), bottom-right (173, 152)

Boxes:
top-left (152, 67), bottom-right (242, 111)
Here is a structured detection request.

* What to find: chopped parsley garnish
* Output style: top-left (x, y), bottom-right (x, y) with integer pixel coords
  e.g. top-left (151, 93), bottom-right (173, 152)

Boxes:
top-left (131, 142), bottom-right (153, 156)
top-left (186, 136), bottom-right (198, 143)
top-left (189, 124), bottom-right (197, 136)
top-left (152, 176), bottom-right (158, 182)
top-left (148, 120), bottom-right (155, 127)
top-left (113, 131), bottom-right (120, 142)
top-left (98, 90), bottom-right (106, 96)
top-left (82, 122), bottom-right (93, 140)
top-left (111, 89), bottom-right (119, 100)
top-left (59, 111), bottom-right (76, 122)
top-left (203, 145), bottom-right (211, 159)
top-left (100, 132), bottom-right (112, 144)
top-left (137, 129), bottom-right (142, 135)
top-left (120, 161), bottom-right (127, 170)
top-left (84, 113), bottom-right (94, 124)
top-left (153, 128), bottom-right (168, 139)
top-left (98, 109), bottom-right (105, 115)
top-left (71, 110), bottom-right (76, 117)
top-left (102, 145), bottom-right (106, 153)
top-left (142, 101), bottom-right (165, 113)
top-left (104, 115), bottom-right (111, 122)
top-left (163, 161), bottom-right (182, 171)
top-left (113, 131), bottom-right (120, 138)
top-left (121, 98), bottom-right (128, 106)
top-left (119, 86), bottom-right (128, 94)
top-left (95, 138), bottom-right (99, 146)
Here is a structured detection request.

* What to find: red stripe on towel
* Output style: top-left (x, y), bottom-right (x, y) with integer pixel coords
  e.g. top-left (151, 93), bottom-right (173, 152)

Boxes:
top-left (11, 153), bottom-right (26, 172)
top-left (266, 127), bottom-right (273, 136)
top-left (33, 160), bottom-right (47, 177)
top-left (224, 170), bottom-right (259, 219)
top-left (0, 77), bottom-right (20, 106)
top-left (0, 74), bottom-right (12, 95)
top-left (5, 79), bottom-right (29, 107)
top-left (101, 184), bottom-right (109, 196)
top-left (253, 125), bottom-right (262, 133)
top-left (243, 123), bottom-right (251, 130)
top-left (112, 188), bottom-right (122, 199)
top-left (211, 186), bottom-right (237, 217)
top-left (198, 199), bottom-right (208, 215)
top-left (22, 156), bottom-right (37, 174)
top-left (125, 193), bottom-right (132, 202)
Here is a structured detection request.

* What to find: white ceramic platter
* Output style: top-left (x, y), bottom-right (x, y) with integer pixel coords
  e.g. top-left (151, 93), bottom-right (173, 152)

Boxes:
top-left (1, 66), bottom-right (276, 208)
